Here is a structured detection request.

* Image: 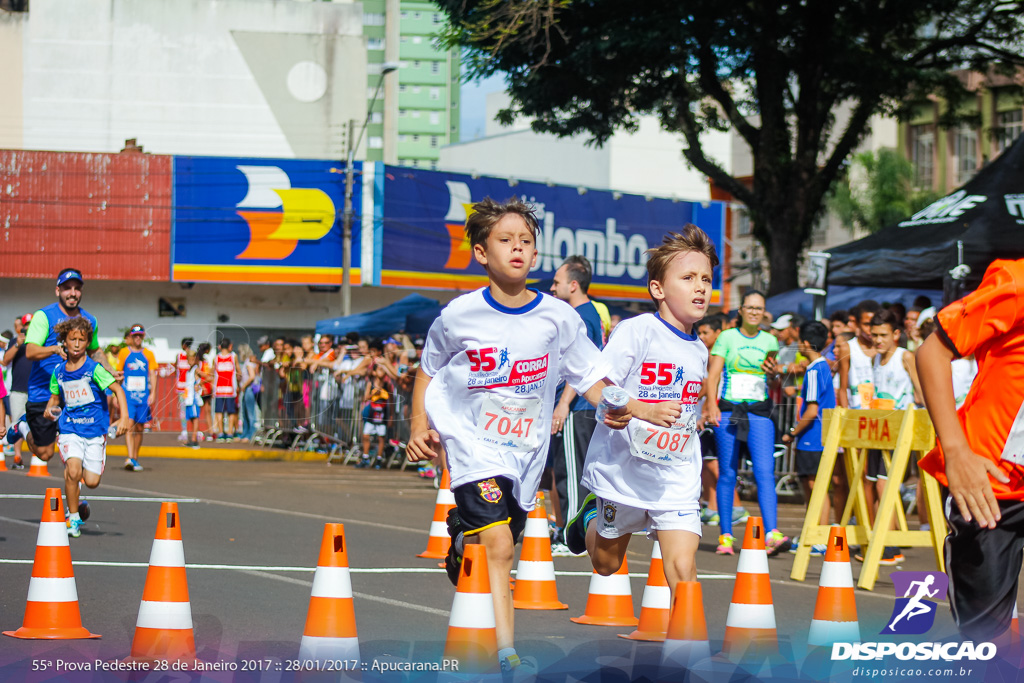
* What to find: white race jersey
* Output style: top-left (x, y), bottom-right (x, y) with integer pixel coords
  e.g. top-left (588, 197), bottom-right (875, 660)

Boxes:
top-left (421, 288), bottom-right (609, 510)
top-left (873, 347), bottom-right (914, 409)
top-left (847, 338), bottom-right (875, 409)
top-left (582, 313), bottom-right (707, 511)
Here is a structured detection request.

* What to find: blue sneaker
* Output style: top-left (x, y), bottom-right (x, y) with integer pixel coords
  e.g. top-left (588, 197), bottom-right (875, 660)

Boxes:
top-left (564, 493), bottom-right (597, 555)
top-left (444, 508), bottom-right (464, 586)
top-left (5, 416), bottom-right (26, 446)
top-left (67, 517), bottom-right (84, 538)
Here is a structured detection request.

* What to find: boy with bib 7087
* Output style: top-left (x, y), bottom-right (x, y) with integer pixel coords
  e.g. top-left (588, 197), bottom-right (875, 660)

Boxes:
top-left (407, 197), bottom-right (673, 673)
top-left (565, 225), bottom-right (718, 606)
top-left (44, 317), bottom-right (129, 537)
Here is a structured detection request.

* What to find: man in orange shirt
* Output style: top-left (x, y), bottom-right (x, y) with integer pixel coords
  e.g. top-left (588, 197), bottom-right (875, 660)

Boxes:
top-left (918, 258), bottom-right (1024, 642)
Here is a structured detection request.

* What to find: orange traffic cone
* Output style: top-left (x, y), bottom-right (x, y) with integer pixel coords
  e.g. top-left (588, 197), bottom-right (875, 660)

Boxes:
top-left (619, 541), bottom-right (670, 641)
top-left (513, 496), bottom-right (567, 610)
top-left (125, 502), bottom-right (198, 666)
top-left (0, 453), bottom-right (7, 471)
top-left (444, 544), bottom-right (497, 673)
top-left (571, 557), bottom-right (638, 627)
top-left (808, 527), bottom-right (859, 647)
top-left (299, 523), bottom-right (360, 665)
top-left (723, 516), bottom-right (777, 657)
top-left (418, 469), bottom-right (455, 559)
top-left (3, 488), bottom-right (100, 639)
top-left (26, 454), bottom-right (49, 477)
top-left (660, 581), bottom-right (711, 673)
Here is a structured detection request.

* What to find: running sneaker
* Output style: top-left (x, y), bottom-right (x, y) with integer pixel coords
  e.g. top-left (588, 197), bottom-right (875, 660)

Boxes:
top-left (78, 500), bottom-right (91, 522)
top-left (564, 493), bottom-right (598, 555)
top-left (124, 458), bottom-right (143, 472)
top-left (187, 440), bottom-right (200, 449)
top-left (67, 518), bottom-right (84, 538)
top-left (733, 506), bottom-right (751, 525)
top-left (177, 430), bottom-right (188, 442)
top-left (766, 530), bottom-right (792, 556)
top-left (550, 542), bottom-right (573, 557)
top-left (10, 453), bottom-right (24, 469)
top-left (855, 547), bottom-right (905, 565)
top-left (444, 508), bottom-right (464, 586)
top-left (4, 416), bottom-right (27, 446)
top-left (716, 533), bottom-right (735, 555)
top-left (700, 508), bottom-right (720, 525)
top-left (810, 544), bottom-right (827, 557)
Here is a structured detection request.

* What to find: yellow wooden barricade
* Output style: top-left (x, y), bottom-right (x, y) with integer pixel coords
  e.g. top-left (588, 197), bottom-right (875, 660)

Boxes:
top-left (790, 407), bottom-right (945, 591)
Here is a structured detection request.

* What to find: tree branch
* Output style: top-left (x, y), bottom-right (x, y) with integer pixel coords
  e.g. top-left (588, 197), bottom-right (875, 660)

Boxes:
top-left (696, 42), bottom-right (761, 150)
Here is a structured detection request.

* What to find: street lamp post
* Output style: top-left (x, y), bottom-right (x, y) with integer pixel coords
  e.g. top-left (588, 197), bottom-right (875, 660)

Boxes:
top-left (342, 62), bottom-right (399, 318)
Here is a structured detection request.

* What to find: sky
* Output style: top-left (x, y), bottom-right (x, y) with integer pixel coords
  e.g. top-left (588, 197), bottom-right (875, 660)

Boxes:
top-left (459, 73), bottom-right (506, 142)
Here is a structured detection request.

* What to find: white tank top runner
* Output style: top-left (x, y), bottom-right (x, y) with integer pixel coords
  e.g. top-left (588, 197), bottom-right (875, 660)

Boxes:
top-left (847, 338), bottom-right (874, 409)
top-left (872, 347), bottom-right (913, 409)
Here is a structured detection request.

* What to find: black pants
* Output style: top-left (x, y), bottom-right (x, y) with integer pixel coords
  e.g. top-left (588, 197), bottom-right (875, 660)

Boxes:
top-left (554, 409), bottom-right (598, 523)
top-left (946, 496), bottom-right (1024, 641)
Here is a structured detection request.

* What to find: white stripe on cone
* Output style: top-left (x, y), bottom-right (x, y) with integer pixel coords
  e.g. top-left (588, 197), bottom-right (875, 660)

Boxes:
top-left (149, 539), bottom-right (186, 567)
top-left (29, 455), bottom-right (47, 467)
top-left (37, 521), bottom-right (71, 547)
top-left (524, 517), bottom-right (549, 537)
top-left (299, 635), bottom-right (360, 663)
top-left (725, 603), bottom-right (777, 629)
top-left (136, 600), bottom-right (195, 630)
top-left (428, 521), bottom-right (448, 538)
top-left (26, 577), bottom-right (79, 603)
top-left (819, 562), bottom-right (854, 588)
top-left (515, 560), bottom-right (556, 582)
top-left (808, 619), bottom-right (860, 645)
top-left (641, 585), bottom-right (671, 610)
top-left (736, 551), bottom-right (769, 575)
top-left (311, 566), bottom-right (354, 599)
top-left (448, 593), bottom-right (496, 629)
top-left (585, 572), bottom-right (632, 596)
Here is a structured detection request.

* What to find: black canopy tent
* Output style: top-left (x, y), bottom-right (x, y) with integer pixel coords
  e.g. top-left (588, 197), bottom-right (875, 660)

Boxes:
top-left (827, 134), bottom-right (1024, 302)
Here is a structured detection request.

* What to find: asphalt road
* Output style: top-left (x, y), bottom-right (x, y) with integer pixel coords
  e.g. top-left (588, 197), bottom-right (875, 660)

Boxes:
top-left (0, 457), bottom-right (972, 682)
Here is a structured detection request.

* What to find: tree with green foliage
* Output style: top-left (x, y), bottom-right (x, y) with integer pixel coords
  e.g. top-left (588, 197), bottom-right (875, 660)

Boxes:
top-left (830, 149), bottom-right (941, 234)
top-left (438, 0), bottom-right (1024, 294)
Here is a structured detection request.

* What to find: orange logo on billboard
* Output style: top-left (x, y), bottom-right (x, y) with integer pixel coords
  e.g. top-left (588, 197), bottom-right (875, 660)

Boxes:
top-left (234, 166), bottom-right (336, 260)
top-left (443, 181), bottom-right (475, 270)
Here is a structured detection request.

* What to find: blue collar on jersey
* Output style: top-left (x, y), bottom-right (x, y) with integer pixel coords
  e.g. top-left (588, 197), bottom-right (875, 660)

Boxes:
top-left (655, 313), bottom-right (698, 341)
top-left (482, 287), bottom-right (543, 315)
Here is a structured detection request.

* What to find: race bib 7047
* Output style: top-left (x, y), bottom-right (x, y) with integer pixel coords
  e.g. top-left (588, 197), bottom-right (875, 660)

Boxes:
top-left (474, 394), bottom-right (543, 453)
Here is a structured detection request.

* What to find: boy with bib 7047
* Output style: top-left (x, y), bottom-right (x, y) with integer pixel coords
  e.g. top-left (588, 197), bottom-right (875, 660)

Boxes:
top-left (565, 226), bottom-right (718, 606)
top-left (406, 197), bottom-right (672, 673)
top-left (44, 317), bottom-right (129, 538)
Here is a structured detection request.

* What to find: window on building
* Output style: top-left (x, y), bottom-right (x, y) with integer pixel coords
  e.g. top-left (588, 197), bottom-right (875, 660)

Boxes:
top-left (413, 36), bottom-right (423, 44)
top-left (431, 162), bottom-right (438, 170)
top-left (367, 38), bottom-right (385, 51)
top-left (953, 125), bottom-right (978, 185)
top-left (414, 12), bottom-right (421, 19)
top-left (430, 136), bottom-right (439, 148)
top-left (413, 60), bottom-right (421, 68)
top-left (399, 85), bottom-right (407, 92)
top-left (400, 36), bottom-right (409, 43)
top-left (399, 109), bottom-right (407, 117)
top-left (996, 109), bottom-right (1023, 155)
top-left (368, 137), bottom-right (383, 149)
top-left (413, 86), bottom-right (421, 94)
top-left (736, 209), bottom-right (752, 236)
top-left (433, 13), bottom-right (442, 23)
top-left (411, 110), bottom-right (421, 119)
top-left (429, 112), bottom-right (440, 125)
top-left (431, 61), bottom-right (440, 74)
top-left (370, 112), bottom-right (383, 124)
top-left (429, 87), bottom-right (440, 100)
top-left (368, 63), bottom-right (384, 75)
top-left (413, 135), bottom-right (420, 142)
top-left (400, 11), bottom-right (408, 18)
top-left (398, 134), bottom-right (409, 142)
top-left (364, 13), bottom-right (385, 26)
top-left (909, 124), bottom-right (935, 189)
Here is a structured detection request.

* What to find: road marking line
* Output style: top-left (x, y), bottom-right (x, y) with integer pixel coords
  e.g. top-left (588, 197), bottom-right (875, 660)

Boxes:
top-left (0, 515), bottom-right (39, 528)
top-left (240, 570), bottom-right (452, 617)
top-left (0, 494), bottom-right (201, 503)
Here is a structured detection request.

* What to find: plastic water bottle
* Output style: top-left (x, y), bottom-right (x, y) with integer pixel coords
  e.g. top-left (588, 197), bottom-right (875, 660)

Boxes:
top-left (108, 425), bottom-right (119, 439)
top-left (595, 385), bottom-right (631, 422)
top-left (48, 407), bottom-right (62, 419)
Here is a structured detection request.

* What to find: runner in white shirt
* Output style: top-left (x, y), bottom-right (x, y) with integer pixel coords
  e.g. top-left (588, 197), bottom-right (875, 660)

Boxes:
top-left (407, 197), bottom-right (657, 674)
top-left (567, 225), bottom-right (718, 605)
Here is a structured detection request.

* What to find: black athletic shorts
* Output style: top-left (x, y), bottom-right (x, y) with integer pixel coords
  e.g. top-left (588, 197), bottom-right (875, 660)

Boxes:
top-left (795, 449), bottom-right (823, 477)
top-left (945, 496), bottom-right (1024, 642)
top-left (26, 401), bottom-right (58, 448)
top-left (864, 449), bottom-right (887, 481)
top-left (700, 429), bottom-right (716, 461)
top-left (452, 475), bottom-right (528, 542)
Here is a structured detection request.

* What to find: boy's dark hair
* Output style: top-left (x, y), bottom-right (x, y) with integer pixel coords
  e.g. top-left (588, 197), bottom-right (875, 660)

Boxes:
top-left (799, 320), bottom-right (829, 352)
top-left (465, 196), bottom-right (540, 248)
top-left (851, 299), bottom-right (882, 321)
top-left (181, 337), bottom-right (194, 349)
top-left (646, 225), bottom-right (720, 300)
top-left (912, 295), bottom-right (933, 309)
top-left (829, 309), bottom-right (849, 324)
top-left (561, 255), bottom-right (593, 293)
top-left (1, 329), bottom-right (12, 341)
top-left (698, 314), bottom-right (724, 332)
top-left (219, 337), bottom-right (231, 350)
top-left (54, 316), bottom-right (94, 343)
top-left (870, 308), bottom-right (901, 331)
top-left (369, 338), bottom-right (385, 353)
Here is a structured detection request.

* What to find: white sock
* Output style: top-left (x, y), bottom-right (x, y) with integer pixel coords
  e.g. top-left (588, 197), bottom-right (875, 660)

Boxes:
top-left (18, 422), bottom-right (30, 439)
top-left (70, 512), bottom-right (81, 522)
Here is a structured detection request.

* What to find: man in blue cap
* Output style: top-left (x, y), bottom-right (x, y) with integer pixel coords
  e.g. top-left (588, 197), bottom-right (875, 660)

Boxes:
top-left (5, 269), bottom-right (114, 491)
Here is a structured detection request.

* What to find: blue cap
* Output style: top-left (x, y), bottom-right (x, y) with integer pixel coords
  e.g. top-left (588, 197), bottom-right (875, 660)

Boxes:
top-left (384, 337), bottom-right (399, 345)
top-left (56, 269), bottom-right (84, 286)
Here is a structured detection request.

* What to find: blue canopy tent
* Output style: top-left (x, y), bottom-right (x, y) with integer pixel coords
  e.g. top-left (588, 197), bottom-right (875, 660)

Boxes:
top-left (405, 304), bottom-right (444, 336)
top-left (315, 293), bottom-right (440, 338)
top-left (765, 285), bottom-right (942, 319)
